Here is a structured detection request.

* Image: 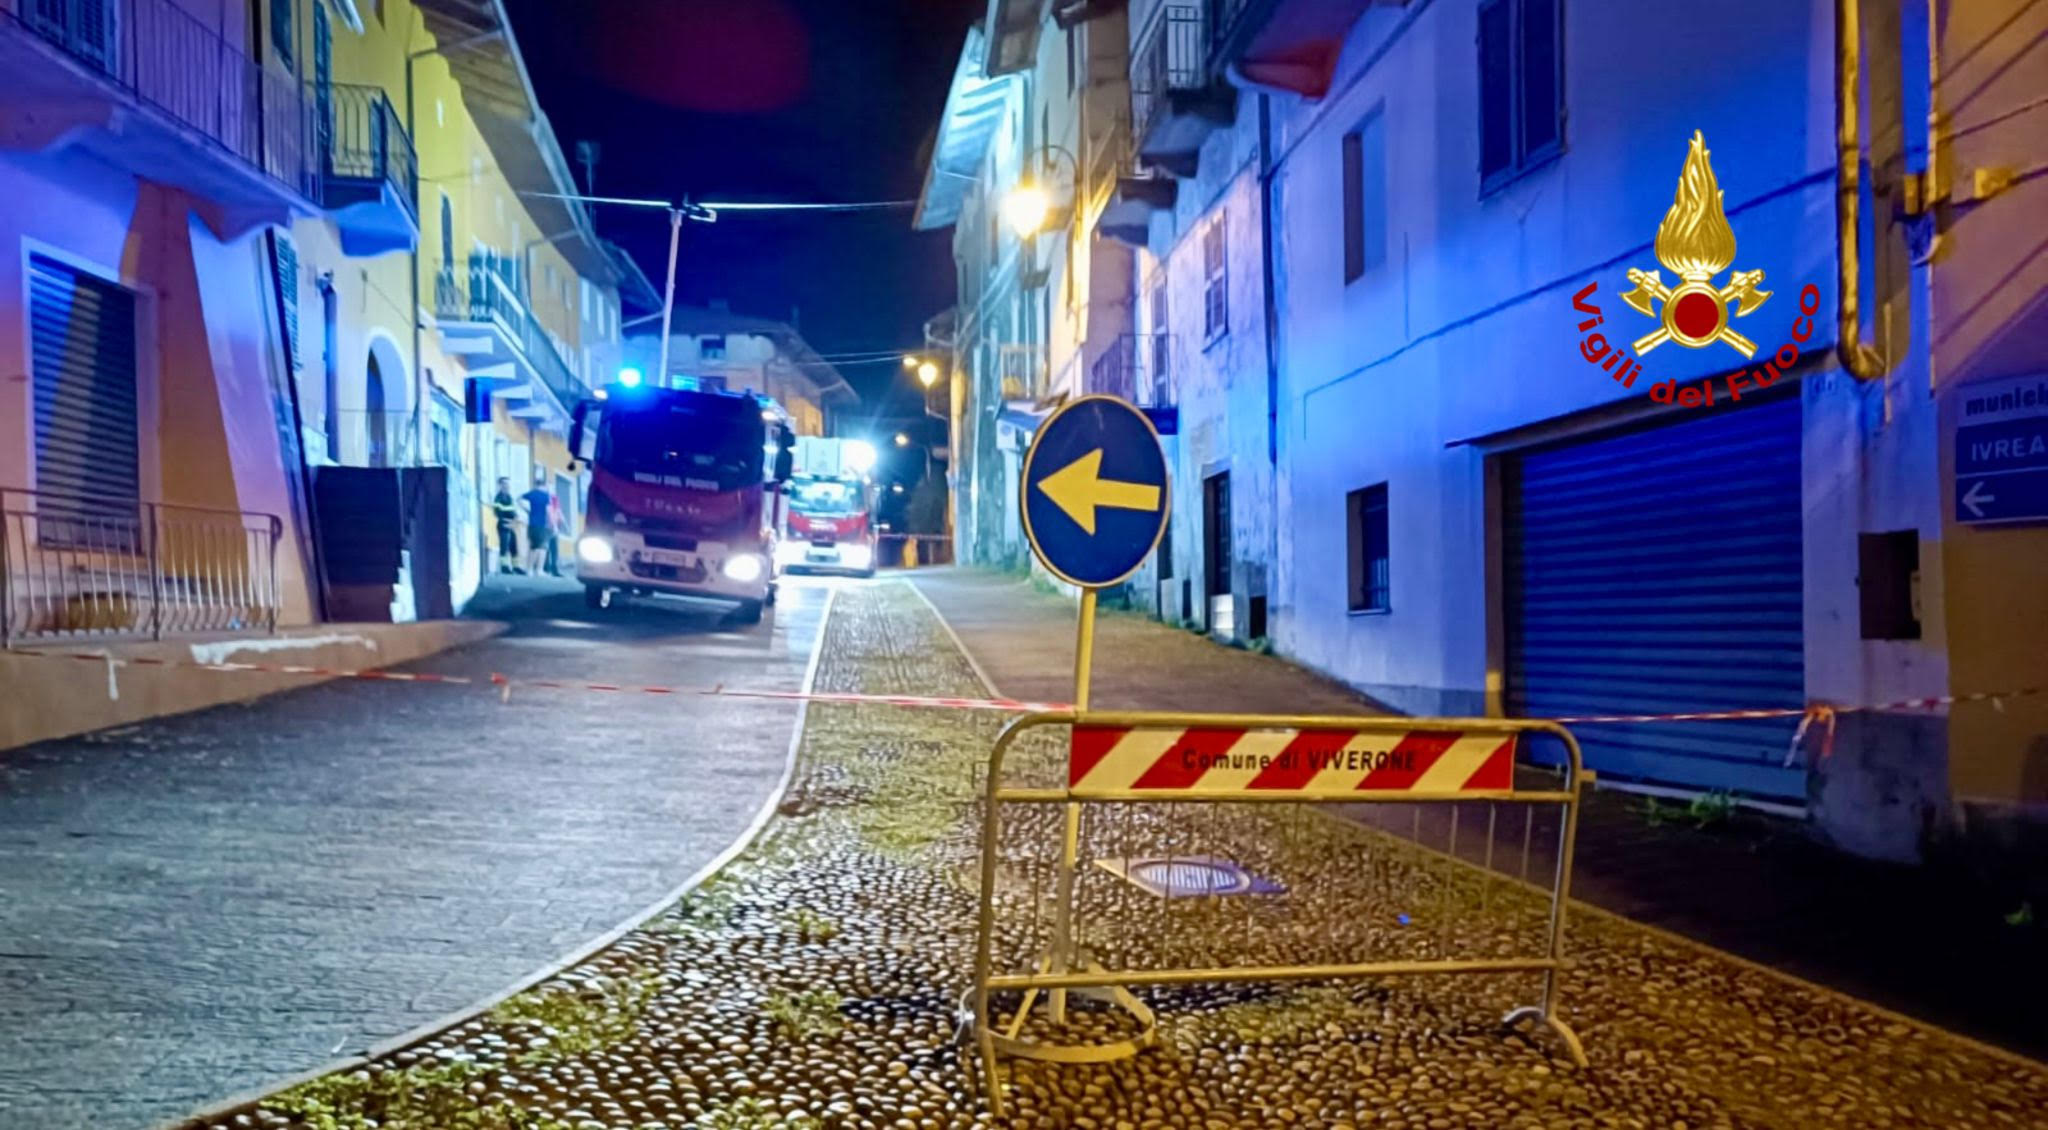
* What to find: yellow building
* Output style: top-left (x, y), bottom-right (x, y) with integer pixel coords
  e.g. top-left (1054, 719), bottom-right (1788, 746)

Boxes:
top-left (273, 0), bottom-right (639, 604)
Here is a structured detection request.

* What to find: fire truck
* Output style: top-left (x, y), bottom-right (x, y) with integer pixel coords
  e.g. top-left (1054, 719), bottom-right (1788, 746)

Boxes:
top-left (570, 381), bottom-right (793, 623)
top-left (775, 436), bottom-right (879, 578)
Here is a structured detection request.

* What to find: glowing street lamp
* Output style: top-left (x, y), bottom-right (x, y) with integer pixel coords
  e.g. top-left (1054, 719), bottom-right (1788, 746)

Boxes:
top-left (1002, 182), bottom-right (1051, 238)
top-left (617, 366), bottom-right (644, 389)
top-left (894, 432), bottom-right (911, 447)
top-left (1001, 145), bottom-right (1079, 239)
top-left (917, 360), bottom-right (940, 388)
top-left (902, 355), bottom-right (919, 369)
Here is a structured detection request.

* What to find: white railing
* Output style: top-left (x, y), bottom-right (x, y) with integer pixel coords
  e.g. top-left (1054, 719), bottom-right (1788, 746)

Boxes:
top-left (2, 488), bottom-right (283, 644)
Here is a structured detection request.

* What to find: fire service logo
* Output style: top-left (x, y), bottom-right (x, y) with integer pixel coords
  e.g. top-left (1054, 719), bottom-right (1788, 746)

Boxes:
top-left (1572, 130), bottom-right (1820, 409)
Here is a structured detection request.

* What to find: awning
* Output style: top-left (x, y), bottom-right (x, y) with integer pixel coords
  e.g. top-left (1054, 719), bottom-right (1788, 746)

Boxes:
top-left (913, 27), bottom-right (1020, 231)
top-left (1222, 0), bottom-right (1377, 100)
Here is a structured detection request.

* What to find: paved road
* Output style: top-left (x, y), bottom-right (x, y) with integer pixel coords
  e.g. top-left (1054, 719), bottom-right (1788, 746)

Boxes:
top-left (0, 576), bottom-right (833, 1130)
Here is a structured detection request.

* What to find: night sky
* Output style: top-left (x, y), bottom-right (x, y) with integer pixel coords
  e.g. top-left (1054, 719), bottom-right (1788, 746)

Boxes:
top-left (504, 0), bottom-right (983, 418)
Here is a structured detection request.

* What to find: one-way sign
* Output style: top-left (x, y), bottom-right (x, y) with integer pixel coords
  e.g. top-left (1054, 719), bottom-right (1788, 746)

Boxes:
top-left (1955, 376), bottom-right (2048, 525)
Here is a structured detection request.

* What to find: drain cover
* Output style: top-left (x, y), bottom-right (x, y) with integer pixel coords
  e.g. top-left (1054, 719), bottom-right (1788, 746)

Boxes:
top-left (1096, 856), bottom-right (1284, 898)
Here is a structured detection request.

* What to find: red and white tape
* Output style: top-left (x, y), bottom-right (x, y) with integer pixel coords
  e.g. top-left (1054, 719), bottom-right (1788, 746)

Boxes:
top-left (3, 648), bottom-right (1065, 713)
top-left (4, 647), bottom-right (2035, 733)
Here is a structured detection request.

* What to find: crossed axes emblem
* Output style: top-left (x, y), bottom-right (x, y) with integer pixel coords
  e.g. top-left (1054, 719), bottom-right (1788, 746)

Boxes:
top-left (1619, 131), bottom-right (1771, 360)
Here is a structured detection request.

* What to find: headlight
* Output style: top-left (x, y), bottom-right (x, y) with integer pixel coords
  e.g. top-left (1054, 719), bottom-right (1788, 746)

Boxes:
top-left (577, 535), bottom-right (614, 564)
top-left (839, 543), bottom-right (872, 570)
top-left (774, 541), bottom-right (805, 567)
top-left (722, 553), bottom-right (765, 583)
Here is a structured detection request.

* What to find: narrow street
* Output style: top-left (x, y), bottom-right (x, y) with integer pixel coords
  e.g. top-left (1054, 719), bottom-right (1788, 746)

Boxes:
top-left (0, 576), bottom-right (832, 1130)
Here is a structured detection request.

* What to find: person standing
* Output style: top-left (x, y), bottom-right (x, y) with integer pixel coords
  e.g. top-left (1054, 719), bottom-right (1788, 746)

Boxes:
top-left (522, 475), bottom-right (554, 575)
top-left (545, 490), bottom-right (566, 576)
top-left (492, 477), bottom-right (522, 574)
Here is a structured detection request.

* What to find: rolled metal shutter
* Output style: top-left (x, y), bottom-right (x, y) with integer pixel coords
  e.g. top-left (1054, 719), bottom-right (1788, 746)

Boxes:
top-left (30, 255), bottom-right (140, 530)
top-left (1505, 396), bottom-right (1805, 799)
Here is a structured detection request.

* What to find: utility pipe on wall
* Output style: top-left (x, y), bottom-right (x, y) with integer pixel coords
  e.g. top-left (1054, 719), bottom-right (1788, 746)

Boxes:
top-left (1836, 0), bottom-right (1888, 380)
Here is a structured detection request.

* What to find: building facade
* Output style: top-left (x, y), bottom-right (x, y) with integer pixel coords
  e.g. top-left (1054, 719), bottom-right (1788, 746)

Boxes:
top-left (918, 0), bottom-right (2048, 870)
top-left (622, 303), bottom-right (855, 439)
top-left (0, 0), bottom-right (637, 634)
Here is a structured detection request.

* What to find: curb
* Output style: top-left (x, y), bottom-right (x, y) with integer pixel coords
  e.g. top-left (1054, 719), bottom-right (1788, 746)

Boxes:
top-left (160, 586), bottom-right (839, 1130)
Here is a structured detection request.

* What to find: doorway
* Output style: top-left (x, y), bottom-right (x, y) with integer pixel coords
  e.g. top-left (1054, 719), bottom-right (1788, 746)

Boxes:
top-left (365, 352), bottom-right (389, 467)
top-left (1202, 470), bottom-right (1230, 632)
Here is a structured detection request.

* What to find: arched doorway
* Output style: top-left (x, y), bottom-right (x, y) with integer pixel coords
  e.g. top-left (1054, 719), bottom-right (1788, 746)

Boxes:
top-left (365, 352), bottom-right (389, 467)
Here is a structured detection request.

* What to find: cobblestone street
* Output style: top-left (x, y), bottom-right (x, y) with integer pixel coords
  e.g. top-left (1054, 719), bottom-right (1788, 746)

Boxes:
top-left (182, 580), bottom-right (2048, 1130)
top-left (0, 577), bottom-right (828, 1130)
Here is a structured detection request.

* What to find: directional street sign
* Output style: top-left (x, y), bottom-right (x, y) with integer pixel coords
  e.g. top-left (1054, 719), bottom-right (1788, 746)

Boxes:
top-left (1022, 395), bottom-right (1170, 588)
top-left (1955, 376), bottom-right (2048, 526)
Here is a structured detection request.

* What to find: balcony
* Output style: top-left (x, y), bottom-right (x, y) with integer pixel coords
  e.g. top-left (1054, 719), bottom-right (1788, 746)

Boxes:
top-left (1131, 4), bottom-right (1234, 179)
top-left (0, 0), bottom-right (315, 231)
top-left (1089, 333), bottom-right (1179, 434)
top-left (434, 254), bottom-right (585, 432)
top-left (997, 343), bottom-right (1051, 404)
top-left (316, 83), bottom-right (418, 257)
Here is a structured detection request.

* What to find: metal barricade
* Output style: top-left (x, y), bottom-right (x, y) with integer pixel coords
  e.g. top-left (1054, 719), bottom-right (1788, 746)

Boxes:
top-left (878, 534), bottom-right (954, 569)
top-left (968, 709), bottom-right (1592, 1117)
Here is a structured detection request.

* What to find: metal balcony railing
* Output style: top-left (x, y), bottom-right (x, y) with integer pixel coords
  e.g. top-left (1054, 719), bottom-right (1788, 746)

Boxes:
top-left (1130, 5), bottom-right (1204, 145)
top-left (329, 409), bottom-right (421, 469)
top-left (317, 82), bottom-right (417, 220)
top-left (1089, 333), bottom-right (1176, 408)
top-left (1, 0), bottom-right (315, 198)
top-left (435, 256), bottom-right (586, 412)
top-left (1207, 0), bottom-right (1257, 55)
top-left (1, 488), bottom-right (283, 644)
top-left (997, 343), bottom-right (1051, 402)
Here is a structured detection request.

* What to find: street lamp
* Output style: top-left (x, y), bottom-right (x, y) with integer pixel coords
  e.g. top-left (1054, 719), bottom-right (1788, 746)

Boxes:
top-left (1003, 145), bottom-right (1079, 238)
top-left (894, 432), bottom-right (911, 447)
top-left (917, 360), bottom-right (940, 388)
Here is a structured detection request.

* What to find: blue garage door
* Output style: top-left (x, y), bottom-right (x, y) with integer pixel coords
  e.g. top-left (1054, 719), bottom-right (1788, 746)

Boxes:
top-left (1505, 396), bottom-right (1805, 799)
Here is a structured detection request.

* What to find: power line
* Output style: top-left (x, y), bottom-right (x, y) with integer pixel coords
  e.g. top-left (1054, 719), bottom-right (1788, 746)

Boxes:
top-left (698, 199), bottom-right (917, 212)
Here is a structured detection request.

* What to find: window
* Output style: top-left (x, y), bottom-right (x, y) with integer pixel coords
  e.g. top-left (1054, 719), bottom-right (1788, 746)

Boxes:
top-left (269, 0), bottom-right (294, 68)
top-left (1478, 0), bottom-right (1562, 189)
top-left (701, 334), bottom-right (727, 361)
top-left (29, 255), bottom-right (140, 546)
top-left (1201, 215), bottom-right (1228, 343)
top-left (1157, 512), bottom-right (1174, 580)
top-left (1343, 106), bottom-right (1387, 282)
top-left (1347, 483), bottom-right (1390, 612)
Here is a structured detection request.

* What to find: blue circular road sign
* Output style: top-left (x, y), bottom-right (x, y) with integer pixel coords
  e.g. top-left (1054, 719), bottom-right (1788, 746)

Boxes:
top-left (1021, 395), bottom-right (1170, 588)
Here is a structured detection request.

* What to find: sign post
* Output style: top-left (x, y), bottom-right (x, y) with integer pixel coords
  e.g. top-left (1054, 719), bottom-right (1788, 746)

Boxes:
top-left (1019, 395), bottom-right (1170, 1025)
top-left (1955, 376), bottom-right (2048, 525)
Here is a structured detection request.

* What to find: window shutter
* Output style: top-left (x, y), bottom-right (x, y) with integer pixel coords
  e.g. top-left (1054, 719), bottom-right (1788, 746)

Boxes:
top-left (1477, 0), bottom-right (1514, 181)
top-left (271, 233), bottom-right (301, 374)
top-left (30, 255), bottom-right (140, 533)
top-left (1343, 131), bottom-right (1364, 282)
top-left (1519, 0), bottom-right (1561, 158)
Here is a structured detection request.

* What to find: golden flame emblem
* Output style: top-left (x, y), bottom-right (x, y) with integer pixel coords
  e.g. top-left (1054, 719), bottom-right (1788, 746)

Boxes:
top-left (1619, 131), bottom-right (1770, 357)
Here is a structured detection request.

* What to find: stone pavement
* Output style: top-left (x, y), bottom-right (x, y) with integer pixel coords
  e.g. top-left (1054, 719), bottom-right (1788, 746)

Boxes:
top-left (185, 579), bottom-right (2048, 1130)
top-left (0, 576), bottom-right (829, 1130)
top-left (910, 568), bottom-right (2048, 1062)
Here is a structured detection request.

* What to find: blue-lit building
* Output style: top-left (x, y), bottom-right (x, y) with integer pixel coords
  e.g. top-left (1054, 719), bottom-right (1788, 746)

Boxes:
top-left (921, 0), bottom-right (2048, 870)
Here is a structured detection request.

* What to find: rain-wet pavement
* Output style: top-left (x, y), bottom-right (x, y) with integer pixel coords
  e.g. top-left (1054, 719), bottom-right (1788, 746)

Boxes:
top-left (0, 574), bottom-right (835, 1130)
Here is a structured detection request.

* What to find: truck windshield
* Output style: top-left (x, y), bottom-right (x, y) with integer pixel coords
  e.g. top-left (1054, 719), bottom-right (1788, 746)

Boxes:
top-left (596, 393), bottom-right (765, 491)
top-left (789, 477), bottom-right (863, 516)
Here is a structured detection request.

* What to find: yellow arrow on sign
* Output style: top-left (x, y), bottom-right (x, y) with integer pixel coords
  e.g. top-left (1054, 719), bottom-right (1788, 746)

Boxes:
top-left (1036, 448), bottom-right (1161, 535)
